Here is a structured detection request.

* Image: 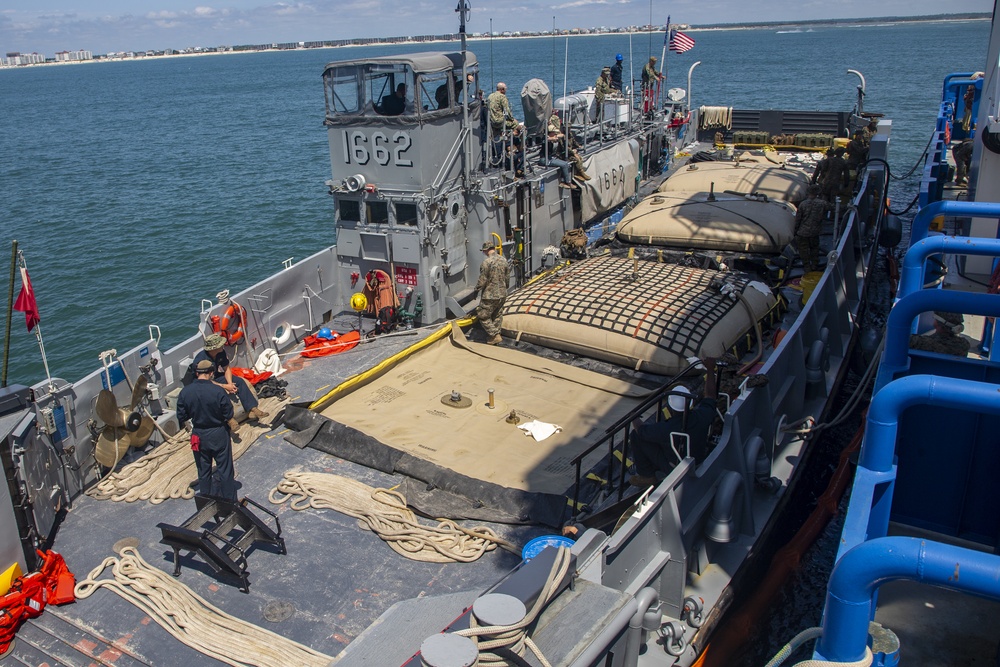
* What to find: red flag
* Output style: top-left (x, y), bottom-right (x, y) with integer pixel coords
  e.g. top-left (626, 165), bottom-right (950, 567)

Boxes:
top-left (14, 267), bottom-right (40, 332)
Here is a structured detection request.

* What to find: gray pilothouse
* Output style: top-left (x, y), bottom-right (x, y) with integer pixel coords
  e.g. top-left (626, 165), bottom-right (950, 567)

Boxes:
top-left (321, 49), bottom-right (673, 323)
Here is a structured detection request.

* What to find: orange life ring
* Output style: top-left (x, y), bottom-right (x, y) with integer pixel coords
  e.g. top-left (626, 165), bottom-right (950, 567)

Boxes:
top-left (943, 121), bottom-right (952, 145)
top-left (217, 303), bottom-right (247, 345)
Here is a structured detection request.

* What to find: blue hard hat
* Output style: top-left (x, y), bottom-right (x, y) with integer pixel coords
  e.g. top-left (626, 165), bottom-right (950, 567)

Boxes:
top-left (317, 327), bottom-right (333, 340)
top-left (615, 53), bottom-right (623, 61)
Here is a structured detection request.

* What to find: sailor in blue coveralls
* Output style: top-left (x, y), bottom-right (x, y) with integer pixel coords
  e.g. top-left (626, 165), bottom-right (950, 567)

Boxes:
top-left (191, 334), bottom-right (268, 438)
top-left (177, 358), bottom-right (238, 500)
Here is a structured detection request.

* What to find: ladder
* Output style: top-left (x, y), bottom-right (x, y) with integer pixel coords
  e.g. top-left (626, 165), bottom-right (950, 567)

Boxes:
top-left (157, 494), bottom-right (286, 593)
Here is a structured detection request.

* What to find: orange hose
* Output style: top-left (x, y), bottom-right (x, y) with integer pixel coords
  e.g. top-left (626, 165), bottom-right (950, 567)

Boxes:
top-left (887, 253), bottom-right (900, 301)
top-left (693, 413), bottom-right (866, 667)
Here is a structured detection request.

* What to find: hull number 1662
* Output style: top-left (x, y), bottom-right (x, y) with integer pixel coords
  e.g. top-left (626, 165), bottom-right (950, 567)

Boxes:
top-left (341, 130), bottom-right (413, 167)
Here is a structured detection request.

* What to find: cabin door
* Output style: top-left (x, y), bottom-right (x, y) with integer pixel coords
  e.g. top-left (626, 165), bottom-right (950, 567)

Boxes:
top-left (4, 413), bottom-right (63, 566)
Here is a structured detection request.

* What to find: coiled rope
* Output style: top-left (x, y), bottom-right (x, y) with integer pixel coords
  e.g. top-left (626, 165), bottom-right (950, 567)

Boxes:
top-left (88, 396), bottom-right (287, 503)
top-left (74, 546), bottom-right (332, 667)
top-left (453, 545), bottom-right (572, 666)
top-left (269, 470), bottom-right (518, 563)
top-left (764, 625), bottom-right (874, 667)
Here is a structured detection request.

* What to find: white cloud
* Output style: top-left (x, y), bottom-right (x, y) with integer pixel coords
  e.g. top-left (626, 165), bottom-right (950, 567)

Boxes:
top-left (552, 0), bottom-right (609, 8)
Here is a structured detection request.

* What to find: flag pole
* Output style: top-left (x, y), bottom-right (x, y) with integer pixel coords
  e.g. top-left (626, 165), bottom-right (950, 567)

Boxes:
top-left (658, 16), bottom-right (669, 113)
top-left (17, 250), bottom-right (55, 391)
top-left (2, 240), bottom-right (16, 388)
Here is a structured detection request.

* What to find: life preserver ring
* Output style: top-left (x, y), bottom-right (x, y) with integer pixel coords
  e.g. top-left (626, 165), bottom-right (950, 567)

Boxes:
top-left (943, 120), bottom-right (952, 145)
top-left (214, 303), bottom-right (247, 345)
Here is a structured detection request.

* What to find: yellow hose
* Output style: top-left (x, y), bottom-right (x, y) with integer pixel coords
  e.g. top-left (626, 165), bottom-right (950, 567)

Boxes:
top-left (309, 317), bottom-right (475, 411)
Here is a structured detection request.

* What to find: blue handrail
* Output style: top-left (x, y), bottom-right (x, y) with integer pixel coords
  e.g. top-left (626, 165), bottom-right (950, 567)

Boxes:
top-left (898, 235), bottom-right (1000, 297)
top-left (908, 200), bottom-right (1000, 245)
top-left (815, 536), bottom-right (1000, 662)
top-left (878, 291), bottom-right (1000, 388)
top-left (861, 374), bottom-right (1000, 473)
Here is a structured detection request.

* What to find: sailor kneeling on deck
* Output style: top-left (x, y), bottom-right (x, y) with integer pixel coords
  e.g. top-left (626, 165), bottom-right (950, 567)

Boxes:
top-left (177, 359), bottom-right (238, 500)
top-left (629, 357), bottom-right (719, 487)
top-left (191, 334), bottom-right (268, 436)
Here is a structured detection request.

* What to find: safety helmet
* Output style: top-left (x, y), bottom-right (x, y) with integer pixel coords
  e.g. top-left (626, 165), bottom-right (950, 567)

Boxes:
top-left (615, 53), bottom-right (623, 61)
top-left (350, 292), bottom-right (368, 312)
top-left (667, 385), bottom-right (692, 413)
top-left (317, 327), bottom-right (334, 340)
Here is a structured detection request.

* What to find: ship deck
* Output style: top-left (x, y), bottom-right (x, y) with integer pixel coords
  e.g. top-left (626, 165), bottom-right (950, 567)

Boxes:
top-left (7, 319), bottom-right (558, 666)
top-left (5, 143), bottom-right (850, 667)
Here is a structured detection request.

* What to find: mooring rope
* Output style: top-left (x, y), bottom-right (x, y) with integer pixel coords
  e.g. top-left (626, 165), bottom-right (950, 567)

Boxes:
top-left (74, 546), bottom-right (332, 667)
top-left (88, 396), bottom-right (287, 503)
top-left (454, 545), bottom-right (571, 667)
top-left (269, 470), bottom-right (518, 563)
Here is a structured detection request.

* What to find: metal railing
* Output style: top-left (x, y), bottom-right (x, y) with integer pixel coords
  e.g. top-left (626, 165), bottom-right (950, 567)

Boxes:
top-left (568, 363), bottom-right (704, 514)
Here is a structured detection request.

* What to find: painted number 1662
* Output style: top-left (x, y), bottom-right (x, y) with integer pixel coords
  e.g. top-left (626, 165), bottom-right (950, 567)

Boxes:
top-left (341, 130), bottom-right (413, 167)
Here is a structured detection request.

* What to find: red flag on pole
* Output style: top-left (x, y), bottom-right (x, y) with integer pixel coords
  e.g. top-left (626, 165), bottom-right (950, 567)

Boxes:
top-left (14, 267), bottom-right (40, 332)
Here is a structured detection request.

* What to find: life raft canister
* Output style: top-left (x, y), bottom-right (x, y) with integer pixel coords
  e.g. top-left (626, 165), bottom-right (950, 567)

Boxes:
top-left (213, 302), bottom-right (247, 345)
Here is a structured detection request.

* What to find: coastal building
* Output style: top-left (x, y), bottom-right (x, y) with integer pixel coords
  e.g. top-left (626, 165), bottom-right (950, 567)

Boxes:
top-left (2, 52), bottom-right (46, 66)
top-left (54, 50), bottom-right (93, 62)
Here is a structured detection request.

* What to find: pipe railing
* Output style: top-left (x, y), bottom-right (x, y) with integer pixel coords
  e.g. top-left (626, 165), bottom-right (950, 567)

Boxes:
top-left (879, 290), bottom-right (1000, 385)
top-left (815, 536), bottom-right (1000, 662)
top-left (907, 199), bottom-right (1000, 245)
top-left (899, 234), bottom-right (1000, 297)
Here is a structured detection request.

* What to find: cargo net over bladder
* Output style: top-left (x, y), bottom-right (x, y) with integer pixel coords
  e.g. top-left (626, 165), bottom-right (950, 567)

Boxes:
top-left (503, 255), bottom-right (771, 373)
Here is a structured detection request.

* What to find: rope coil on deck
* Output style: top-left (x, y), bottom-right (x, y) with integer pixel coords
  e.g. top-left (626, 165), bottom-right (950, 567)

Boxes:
top-left (269, 470), bottom-right (517, 563)
top-left (74, 546), bottom-right (332, 667)
top-left (453, 546), bottom-right (572, 667)
top-left (87, 397), bottom-right (287, 503)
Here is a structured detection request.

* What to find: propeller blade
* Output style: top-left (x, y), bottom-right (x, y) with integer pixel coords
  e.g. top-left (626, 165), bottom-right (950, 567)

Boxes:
top-left (96, 390), bottom-right (125, 428)
top-left (94, 426), bottom-right (129, 467)
top-left (130, 375), bottom-right (148, 410)
top-left (130, 417), bottom-right (155, 448)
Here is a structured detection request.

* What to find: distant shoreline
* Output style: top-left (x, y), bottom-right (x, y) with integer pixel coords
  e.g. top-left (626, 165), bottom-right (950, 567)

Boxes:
top-left (1, 14), bottom-right (988, 70)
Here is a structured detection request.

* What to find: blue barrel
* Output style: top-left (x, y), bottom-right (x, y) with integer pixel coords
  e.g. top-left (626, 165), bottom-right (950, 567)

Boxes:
top-left (522, 535), bottom-right (574, 561)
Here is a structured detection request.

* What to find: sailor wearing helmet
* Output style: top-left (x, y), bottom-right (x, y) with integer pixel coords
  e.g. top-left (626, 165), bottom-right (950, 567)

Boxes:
top-left (628, 357), bottom-right (720, 487)
top-left (909, 312), bottom-right (971, 357)
top-left (609, 53), bottom-right (624, 92)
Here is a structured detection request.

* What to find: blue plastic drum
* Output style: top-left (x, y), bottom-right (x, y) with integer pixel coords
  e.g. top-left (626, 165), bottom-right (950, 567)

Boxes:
top-left (521, 535), bottom-right (574, 561)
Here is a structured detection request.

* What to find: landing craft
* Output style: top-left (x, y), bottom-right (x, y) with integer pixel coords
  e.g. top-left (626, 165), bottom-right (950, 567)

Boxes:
top-left (1, 4), bottom-right (893, 665)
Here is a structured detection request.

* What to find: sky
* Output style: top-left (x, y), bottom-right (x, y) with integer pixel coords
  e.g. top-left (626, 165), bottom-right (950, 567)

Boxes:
top-left (1, 0), bottom-right (994, 56)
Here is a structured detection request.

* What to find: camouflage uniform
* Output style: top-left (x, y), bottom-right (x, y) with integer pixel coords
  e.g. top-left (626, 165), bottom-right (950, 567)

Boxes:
top-left (909, 332), bottom-right (970, 357)
top-left (487, 90), bottom-right (518, 136)
top-left (795, 192), bottom-right (830, 272)
top-left (811, 149), bottom-right (833, 184)
top-left (641, 59), bottom-right (662, 114)
top-left (820, 151), bottom-right (848, 202)
top-left (595, 70), bottom-right (612, 122)
top-left (476, 249), bottom-right (511, 339)
top-left (953, 139), bottom-right (974, 184)
top-left (862, 120), bottom-right (878, 145)
top-left (846, 135), bottom-right (867, 170)
top-left (909, 312), bottom-right (970, 357)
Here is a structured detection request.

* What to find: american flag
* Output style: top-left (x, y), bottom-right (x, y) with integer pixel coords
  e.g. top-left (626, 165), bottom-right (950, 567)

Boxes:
top-left (669, 27), bottom-right (696, 53)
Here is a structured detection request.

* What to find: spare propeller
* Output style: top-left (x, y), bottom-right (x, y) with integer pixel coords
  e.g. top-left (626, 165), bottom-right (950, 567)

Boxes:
top-left (93, 377), bottom-right (155, 467)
